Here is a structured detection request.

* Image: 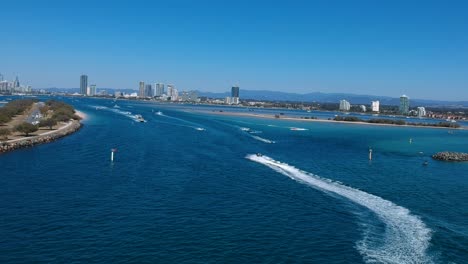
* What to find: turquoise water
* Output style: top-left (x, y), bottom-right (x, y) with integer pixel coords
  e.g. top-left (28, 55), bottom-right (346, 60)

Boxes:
top-left (0, 97), bottom-right (467, 263)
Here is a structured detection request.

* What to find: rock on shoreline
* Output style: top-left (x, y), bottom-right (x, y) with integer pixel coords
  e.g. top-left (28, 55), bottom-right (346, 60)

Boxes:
top-left (0, 121), bottom-right (82, 154)
top-left (432, 152), bottom-right (468, 162)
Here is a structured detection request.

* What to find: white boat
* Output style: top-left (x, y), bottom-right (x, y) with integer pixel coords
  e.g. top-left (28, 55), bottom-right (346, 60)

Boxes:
top-left (134, 114), bottom-right (146, 122)
top-left (156, 111), bottom-right (163, 115)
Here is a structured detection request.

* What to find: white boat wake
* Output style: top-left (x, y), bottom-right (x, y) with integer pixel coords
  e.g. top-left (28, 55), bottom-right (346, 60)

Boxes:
top-left (156, 111), bottom-right (205, 131)
top-left (238, 127), bottom-right (275, 144)
top-left (246, 154), bottom-right (434, 264)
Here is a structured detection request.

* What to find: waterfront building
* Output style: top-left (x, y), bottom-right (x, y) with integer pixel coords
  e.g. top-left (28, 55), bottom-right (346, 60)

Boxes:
top-left (89, 84), bottom-right (97, 96)
top-left (371, 101), bottom-right (380, 112)
top-left (155, 83), bottom-right (164, 96)
top-left (139, 81), bottom-right (145, 97)
top-left (339, 100), bottom-right (351, 111)
top-left (80, 75), bottom-right (88, 95)
top-left (166, 85), bottom-right (179, 100)
top-left (399, 95), bottom-right (410, 115)
top-left (145, 84), bottom-right (153, 97)
top-left (360, 105), bottom-right (367, 112)
top-left (225, 96), bottom-right (232, 104)
top-left (231, 86), bottom-right (240, 105)
top-left (417, 107), bottom-right (426, 117)
top-left (180, 91), bottom-right (199, 102)
top-left (14, 76), bottom-right (20, 88)
top-left (114, 91), bottom-right (123, 98)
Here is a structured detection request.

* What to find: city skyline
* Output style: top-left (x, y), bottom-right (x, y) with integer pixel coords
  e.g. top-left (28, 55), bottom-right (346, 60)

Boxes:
top-left (3, 1), bottom-right (468, 100)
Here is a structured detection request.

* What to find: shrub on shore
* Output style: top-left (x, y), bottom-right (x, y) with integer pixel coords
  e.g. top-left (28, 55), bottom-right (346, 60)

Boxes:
top-left (0, 128), bottom-right (10, 140)
top-left (15, 122), bottom-right (38, 136)
top-left (39, 118), bottom-right (58, 130)
top-left (0, 99), bottom-right (36, 125)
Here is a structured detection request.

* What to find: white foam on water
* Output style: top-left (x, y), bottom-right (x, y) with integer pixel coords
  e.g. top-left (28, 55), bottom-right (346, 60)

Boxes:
top-left (156, 112), bottom-right (205, 131)
top-left (246, 154), bottom-right (434, 264)
top-left (250, 135), bottom-right (275, 144)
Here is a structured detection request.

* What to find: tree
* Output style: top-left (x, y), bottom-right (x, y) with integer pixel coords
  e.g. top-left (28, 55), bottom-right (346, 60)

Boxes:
top-left (0, 114), bottom-right (10, 125)
top-left (0, 128), bottom-right (10, 140)
top-left (39, 118), bottom-right (58, 130)
top-left (15, 122), bottom-right (38, 136)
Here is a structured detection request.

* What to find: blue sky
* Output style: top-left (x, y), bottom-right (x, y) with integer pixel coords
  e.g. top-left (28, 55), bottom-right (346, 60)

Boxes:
top-left (3, 0), bottom-right (468, 100)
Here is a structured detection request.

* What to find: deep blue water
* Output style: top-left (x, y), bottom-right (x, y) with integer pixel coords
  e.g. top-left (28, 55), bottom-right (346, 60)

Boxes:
top-left (1, 96), bottom-right (467, 263)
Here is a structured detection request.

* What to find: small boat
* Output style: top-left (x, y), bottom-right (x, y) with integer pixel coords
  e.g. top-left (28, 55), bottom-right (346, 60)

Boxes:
top-left (195, 127), bottom-right (205, 131)
top-left (256, 153), bottom-right (263, 157)
top-left (423, 161), bottom-right (428, 166)
top-left (135, 114), bottom-right (146, 122)
top-left (240, 127), bottom-right (251, 132)
top-left (156, 111), bottom-right (163, 115)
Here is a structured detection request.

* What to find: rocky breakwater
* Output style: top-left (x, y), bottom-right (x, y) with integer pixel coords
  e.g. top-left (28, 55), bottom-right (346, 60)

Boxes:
top-left (432, 152), bottom-right (468, 162)
top-left (0, 120), bottom-right (82, 154)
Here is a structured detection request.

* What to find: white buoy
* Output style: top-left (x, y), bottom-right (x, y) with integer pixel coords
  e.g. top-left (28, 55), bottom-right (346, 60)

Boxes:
top-left (369, 148), bottom-right (373, 160)
top-left (111, 148), bottom-right (117, 162)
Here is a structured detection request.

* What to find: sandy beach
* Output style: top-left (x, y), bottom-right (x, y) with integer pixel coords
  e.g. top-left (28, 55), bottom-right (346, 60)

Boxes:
top-left (75, 110), bottom-right (88, 120)
top-left (194, 109), bottom-right (465, 130)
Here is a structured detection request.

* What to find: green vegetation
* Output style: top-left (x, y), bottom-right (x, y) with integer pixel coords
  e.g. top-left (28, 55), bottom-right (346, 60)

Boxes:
top-left (39, 118), bottom-right (58, 130)
top-left (45, 100), bottom-right (81, 122)
top-left (333, 116), bottom-right (461, 128)
top-left (0, 99), bottom-right (37, 125)
top-left (15, 122), bottom-right (38, 136)
top-left (0, 128), bottom-right (11, 140)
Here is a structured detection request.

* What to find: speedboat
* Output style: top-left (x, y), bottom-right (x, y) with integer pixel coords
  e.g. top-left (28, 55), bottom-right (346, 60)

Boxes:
top-left (135, 114), bottom-right (146, 122)
top-left (156, 111), bottom-right (163, 115)
top-left (256, 153), bottom-right (263, 157)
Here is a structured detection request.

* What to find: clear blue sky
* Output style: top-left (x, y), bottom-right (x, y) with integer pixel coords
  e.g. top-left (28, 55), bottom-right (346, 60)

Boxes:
top-left (3, 0), bottom-right (468, 100)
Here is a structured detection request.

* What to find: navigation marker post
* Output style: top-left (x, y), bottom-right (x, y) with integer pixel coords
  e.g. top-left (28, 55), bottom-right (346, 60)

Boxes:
top-left (369, 148), bottom-right (373, 160)
top-left (111, 148), bottom-right (117, 162)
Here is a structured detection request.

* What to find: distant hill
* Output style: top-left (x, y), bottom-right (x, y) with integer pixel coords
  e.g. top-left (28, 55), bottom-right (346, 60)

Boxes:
top-left (38, 88), bottom-right (468, 107)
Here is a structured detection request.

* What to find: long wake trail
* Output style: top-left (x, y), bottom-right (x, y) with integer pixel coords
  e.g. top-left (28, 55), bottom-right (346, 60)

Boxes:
top-left (155, 111), bottom-right (205, 131)
top-left (246, 154), bottom-right (434, 264)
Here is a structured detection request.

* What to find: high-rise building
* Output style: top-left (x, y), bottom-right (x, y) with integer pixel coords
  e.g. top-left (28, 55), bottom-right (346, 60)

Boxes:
top-left (166, 84), bottom-right (174, 97)
top-left (399, 95), bottom-right (410, 115)
top-left (339, 100), bottom-right (351, 111)
top-left (14, 76), bottom-right (20, 88)
top-left (231, 86), bottom-right (240, 105)
top-left (225, 96), bottom-right (232, 104)
top-left (89, 84), bottom-right (97, 96)
top-left (0, 73), bottom-right (3, 81)
top-left (417, 107), bottom-right (426, 117)
top-left (180, 91), bottom-right (199, 102)
top-left (231, 86), bottom-right (239, 97)
top-left (139, 81), bottom-right (145, 97)
top-left (371, 101), bottom-right (380, 112)
top-left (155, 83), bottom-right (164, 96)
top-left (80, 75), bottom-right (88, 95)
top-left (145, 84), bottom-right (153, 97)
top-left (360, 105), bottom-right (367, 112)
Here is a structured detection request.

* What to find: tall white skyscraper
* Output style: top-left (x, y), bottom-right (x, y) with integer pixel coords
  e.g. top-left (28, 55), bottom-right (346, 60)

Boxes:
top-left (417, 107), bottom-right (426, 117)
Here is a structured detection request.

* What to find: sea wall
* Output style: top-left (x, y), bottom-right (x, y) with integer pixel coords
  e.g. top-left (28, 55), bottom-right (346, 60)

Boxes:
top-left (0, 121), bottom-right (82, 154)
top-left (432, 152), bottom-right (468, 162)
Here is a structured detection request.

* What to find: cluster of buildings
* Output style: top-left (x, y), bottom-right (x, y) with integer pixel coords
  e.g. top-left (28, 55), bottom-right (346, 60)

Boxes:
top-left (137, 82), bottom-right (189, 101)
top-left (78, 75), bottom-right (241, 104)
top-left (339, 95), bottom-right (427, 117)
top-left (80, 75), bottom-right (97, 96)
top-left (0, 74), bottom-right (32, 94)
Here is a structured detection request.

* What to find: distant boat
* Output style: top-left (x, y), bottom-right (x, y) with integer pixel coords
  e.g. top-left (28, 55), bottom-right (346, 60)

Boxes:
top-left (195, 127), bottom-right (205, 131)
top-left (256, 153), bottom-right (263, 157)
top-left (134, 114), bottom-right (146, 122)
top-left (156, 111), bottom-right (163, 115)
top-left (423, 161), bottom-right (429, 166)
top-left (290, 127), bottom-right (307, 131)
top-left (114, 104), bottom-right (120, 108)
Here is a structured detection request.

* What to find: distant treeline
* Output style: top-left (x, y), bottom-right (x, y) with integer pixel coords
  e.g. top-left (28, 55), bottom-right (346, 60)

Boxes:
top-left (333, 116), bottom-right (461, 128)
